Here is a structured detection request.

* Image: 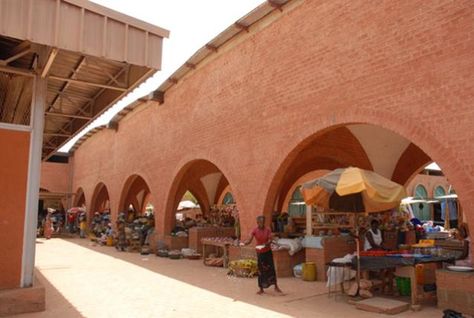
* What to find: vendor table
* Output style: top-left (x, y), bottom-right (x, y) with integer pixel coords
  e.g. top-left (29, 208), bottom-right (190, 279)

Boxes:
top-left (201, 238), bottom-right (234, 268)
top-left (326, 261), bottom-right (353, 299)
top-left (354, 256), bottom-right (454, 310)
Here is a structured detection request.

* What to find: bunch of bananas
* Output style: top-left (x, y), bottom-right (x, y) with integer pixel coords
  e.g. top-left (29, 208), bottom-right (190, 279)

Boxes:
top-left (228, 259), bottom-right (258, 277)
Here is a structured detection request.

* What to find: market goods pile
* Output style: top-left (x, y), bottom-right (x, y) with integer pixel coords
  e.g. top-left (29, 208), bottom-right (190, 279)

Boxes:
top-left (202, 237), bottom-right (235, 244)
top-left (205, 256), bottom-right (224, 267)
top-left (227, 259), bottom-right (258, 278)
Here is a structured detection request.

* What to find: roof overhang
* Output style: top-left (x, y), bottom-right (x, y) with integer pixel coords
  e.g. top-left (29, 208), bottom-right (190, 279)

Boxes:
top-left (0, 0), bottom-right (168, 159)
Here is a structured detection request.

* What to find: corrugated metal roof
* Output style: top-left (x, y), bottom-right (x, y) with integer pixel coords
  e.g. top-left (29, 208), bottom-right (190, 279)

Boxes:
top-left (0, 0), bottom-right (168, 68)
top-left (0, 0), bottom-right (168, 160)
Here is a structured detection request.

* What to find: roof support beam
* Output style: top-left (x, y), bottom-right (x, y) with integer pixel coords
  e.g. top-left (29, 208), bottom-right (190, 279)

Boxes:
top-left (49, 75), bottom-right (128, 91)
top-left (44, 132), bottom-right (71, 137)
top-left (48, 90), bottom-right (93, 102)
top-left (0, 41), bottom-right (31, 65)
top-left (45, 111), bottom-right (92, 120)
top-left (41, 48), bottom-right (59, 78)
top-left (0, 49), bottom-right (31, 65)
top-left (0, 64), bottom-right (35, 77)
top-left (48, 56), bottom-right (87, 112)
top-left (86, 57), bottom-right (126, 87)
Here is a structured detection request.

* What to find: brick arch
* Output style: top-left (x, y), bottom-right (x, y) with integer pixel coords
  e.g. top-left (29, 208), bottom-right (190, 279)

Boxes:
top-left (217, 185), bottom-right (233, 205)
top-left (74, 187), bottom-right (86, 207)
top-left (163, 159), bottom-right (239, 235)
top-left (276, 157), bottom-right (344, 212)
top-left (90, 182), bottom-right (110, 217)
top-left (260, 109), bottom-right (473, 232)
top-left (118, 174), bottom-right (152, 214)
top-left (274, 126), bottom-right (373, 213)
top-left (176, 180), bottom-right (210, 217)
top-left (281, 170), bottom-right (330, 213)
top-left (214, 175), bottom-right (230, 205)
top-left (392, 143), bottom-right (432, 186)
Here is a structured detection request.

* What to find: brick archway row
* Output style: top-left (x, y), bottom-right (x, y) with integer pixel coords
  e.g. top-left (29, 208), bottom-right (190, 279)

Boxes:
top-left (72, 116), bottom-right (473, 243)
top-left (70, 0), bottom-right (473, 244)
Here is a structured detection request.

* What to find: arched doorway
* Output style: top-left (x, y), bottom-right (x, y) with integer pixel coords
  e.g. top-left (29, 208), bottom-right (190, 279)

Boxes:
top-left (165, 160), bottom-right (239, 237)
top-left (412, 184), bottom-right (430, 221)
top-left (119, 174), bottom-right (152, 217)
top-left (90, 183), bottom-right (110, 215)
top-left (74, 187), bottom-right (86, 207)
top-left (222, 192), bottom-right (235, 205)
top-left (263, 123), bottom-right (463, 235)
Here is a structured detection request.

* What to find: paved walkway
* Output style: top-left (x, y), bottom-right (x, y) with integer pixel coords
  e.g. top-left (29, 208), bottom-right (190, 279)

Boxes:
top-left (18, 238), bottom-right (443, 318)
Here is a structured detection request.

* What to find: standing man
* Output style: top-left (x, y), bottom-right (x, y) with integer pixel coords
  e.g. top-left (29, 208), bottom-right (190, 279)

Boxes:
top-left (241, 215), bottom-right (283, 295)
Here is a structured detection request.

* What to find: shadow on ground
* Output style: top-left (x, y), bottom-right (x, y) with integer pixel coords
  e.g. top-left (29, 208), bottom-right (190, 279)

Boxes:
top-left (61, 237), bottom-right (441, 318)
top-left (16, 269), bottom-right (85, 318)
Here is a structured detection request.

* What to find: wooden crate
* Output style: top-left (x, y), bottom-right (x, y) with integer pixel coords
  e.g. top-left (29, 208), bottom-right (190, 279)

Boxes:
top-left (273, 249), bottom-right (306, 278)
top-left (189, 227), bottom-right (234, 252)
top-left (164, 235), bottom-right (188, 250)
top-left (436, 269), bottom-right (474, 316)
top-left (306, 235), bottom-right (356, 281)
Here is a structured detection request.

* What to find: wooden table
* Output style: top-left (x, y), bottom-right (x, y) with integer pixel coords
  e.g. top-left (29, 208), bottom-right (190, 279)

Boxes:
top-left (357, 256), bottom-right (454, 310)
top-left (201, 238), bottom-right (233, 268)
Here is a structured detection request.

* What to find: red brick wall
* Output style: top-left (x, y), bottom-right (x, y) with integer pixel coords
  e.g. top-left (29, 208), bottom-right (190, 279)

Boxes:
top-left (70, 0), bottom-right (474, 249)
top-left (436, 270), bottom-right (474, 315)
top-left (0, 129), bottom-right (30, 289)
top-left (40, 162), bottom-right (70, 193)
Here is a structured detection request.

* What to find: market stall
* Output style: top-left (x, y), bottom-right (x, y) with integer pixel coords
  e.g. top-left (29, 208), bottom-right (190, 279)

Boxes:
top-left (160, 204), bottom-right (240, 259)
top-left (202, 237), bottom-right (234, 268)
top-left (355, 253), bottom-right (454, 309)
top-left (299, 167), bottom-right (465, 312)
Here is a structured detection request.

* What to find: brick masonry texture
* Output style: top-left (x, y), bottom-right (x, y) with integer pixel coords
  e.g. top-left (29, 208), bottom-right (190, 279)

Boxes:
top-left (44, 1), bottom-right (473, 247)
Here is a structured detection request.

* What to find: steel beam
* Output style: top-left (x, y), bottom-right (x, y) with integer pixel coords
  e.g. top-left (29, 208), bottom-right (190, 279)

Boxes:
top-left (45, 111), bottom-right (92, 120)
top-left (49, 75), bottom-right (128, 91)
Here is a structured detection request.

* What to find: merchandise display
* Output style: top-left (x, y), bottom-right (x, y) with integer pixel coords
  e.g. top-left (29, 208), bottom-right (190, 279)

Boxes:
top-left (228, 259), bottom-right (258, 278)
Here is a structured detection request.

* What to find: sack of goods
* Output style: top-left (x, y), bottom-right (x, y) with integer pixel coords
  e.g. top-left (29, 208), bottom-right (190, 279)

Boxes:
top-left (228, 259), bottom-right (258, 278)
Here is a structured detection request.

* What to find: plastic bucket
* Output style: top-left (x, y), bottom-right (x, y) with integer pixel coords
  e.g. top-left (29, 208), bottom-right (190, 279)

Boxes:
top-left (396, 277), bottom-right (411, 296)
top-left (302, 262), bottom-right (317, 281)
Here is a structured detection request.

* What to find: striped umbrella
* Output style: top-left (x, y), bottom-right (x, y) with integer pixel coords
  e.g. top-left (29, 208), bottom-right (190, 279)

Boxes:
top-left (300, 167), bottom-right (406, 213)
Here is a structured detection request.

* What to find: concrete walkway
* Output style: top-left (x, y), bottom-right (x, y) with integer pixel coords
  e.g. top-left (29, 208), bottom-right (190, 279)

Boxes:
top-left (18, 238), bottom-right (443, 318)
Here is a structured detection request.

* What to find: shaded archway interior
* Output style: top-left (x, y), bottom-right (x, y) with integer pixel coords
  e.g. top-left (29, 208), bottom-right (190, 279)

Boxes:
top-left (119, 175), bottom-right (152, 214)
top-left (266, 124), bottom-right (435, 220)
top-left (90, 183), bottom-right (110, 216)
top-left (166, 160), bottom-right (234, 234)
top-left (74, 188), bottom-right (86, 207)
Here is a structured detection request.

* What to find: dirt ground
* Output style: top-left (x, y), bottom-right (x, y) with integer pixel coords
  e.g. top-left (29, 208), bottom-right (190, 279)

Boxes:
top-left (17, 238), bottom-right (444, 318)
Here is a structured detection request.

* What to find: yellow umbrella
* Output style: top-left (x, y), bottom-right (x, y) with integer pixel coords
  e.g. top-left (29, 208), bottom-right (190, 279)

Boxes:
top-left (301, 167), bottom-right (406, 212)
top-left (300, 167), bottom-right (407, 295)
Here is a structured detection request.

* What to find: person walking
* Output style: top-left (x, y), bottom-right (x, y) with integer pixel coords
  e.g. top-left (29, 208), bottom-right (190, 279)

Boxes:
top-left (241, 215), bottom-right (283, 295)
top-left (43, 213), bottom-right (53, 239)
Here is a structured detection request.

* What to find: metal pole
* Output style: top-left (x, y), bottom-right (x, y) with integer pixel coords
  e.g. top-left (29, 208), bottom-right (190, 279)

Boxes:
top-left (21, 74), bottom-right (46, 287)
top-left (306, 204), bottom-right (312, 236)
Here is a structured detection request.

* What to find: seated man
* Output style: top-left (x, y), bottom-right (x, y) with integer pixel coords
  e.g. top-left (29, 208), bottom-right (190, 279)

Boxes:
top-left (364, 219), bottom-right (394, 294)
top-left (456, 223), bottom-right (471, 267)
